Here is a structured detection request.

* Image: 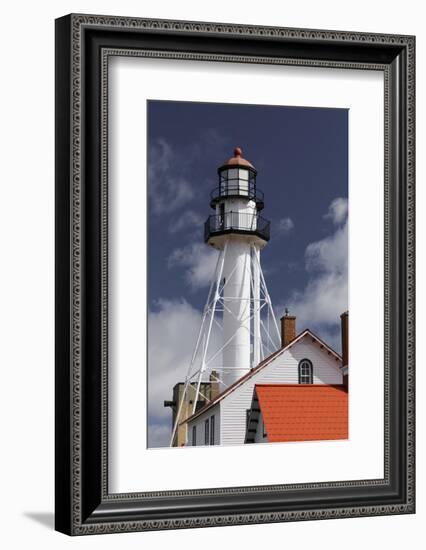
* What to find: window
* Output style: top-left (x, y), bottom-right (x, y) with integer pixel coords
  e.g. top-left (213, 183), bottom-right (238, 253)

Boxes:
top-left (298, 358), bottom-right (313, 384)
top-left (239, 168), bottom-right (249, 181)
top-left (204, 419), bottom-right (210, 445)
top-left (227, 168), bottom-right (238, 181)
top-left (192, 425), bottom-right (197, 446)
top-left (210, 415), bottom-right (215, 445)
top-left (239, 168), bottom-right (249, 194)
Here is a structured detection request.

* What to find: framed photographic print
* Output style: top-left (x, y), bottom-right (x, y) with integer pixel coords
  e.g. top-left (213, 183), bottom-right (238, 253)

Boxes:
top-left (55, 14), bottom-right (415, 535)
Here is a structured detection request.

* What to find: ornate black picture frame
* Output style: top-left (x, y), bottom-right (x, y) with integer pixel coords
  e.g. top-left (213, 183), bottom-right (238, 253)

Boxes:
top-left (55, 13), bottom-right (415, 535)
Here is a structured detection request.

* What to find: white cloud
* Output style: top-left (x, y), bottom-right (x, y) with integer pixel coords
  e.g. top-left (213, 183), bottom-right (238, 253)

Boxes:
top-left (305, 221), bottom-right (347, 276)
top-left (283, 198), bottom-right (348, 351)
top-left (148, 139), bottom-right (195, 214)
top-left (147, 298), bottom-right (221, 447)
top-left (324, 197), bottom-right (348, 225)
top-left (277, 217), bottom-right (294, 234)
top-left (168, 243), bottom-right (219, 290)
top-left (148, 130), bottom-right (231, 217)
top-left (147, 423), bottom-right (172, 448)
top-left (148, 299), bottom-right (201, 422)
top-left (169, 210), bottom-right (204, 234)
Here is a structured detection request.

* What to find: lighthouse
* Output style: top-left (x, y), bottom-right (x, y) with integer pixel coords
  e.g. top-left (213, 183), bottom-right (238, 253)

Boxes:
top-left (170, 148), bottom-right (280, 446)
top-left (206, 147), bottom-right (271, 385)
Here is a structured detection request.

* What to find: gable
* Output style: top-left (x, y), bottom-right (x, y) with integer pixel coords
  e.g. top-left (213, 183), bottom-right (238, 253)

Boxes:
top-left (225, 333), bottom-right (342, 406)
top-left (269, 334), bottom-right (342, 382)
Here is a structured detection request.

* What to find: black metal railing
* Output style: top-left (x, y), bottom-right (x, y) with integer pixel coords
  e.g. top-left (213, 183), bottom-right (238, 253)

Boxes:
top-left (210, 182), bottom-right (264, 209)
top-left (204, 212), bottom-right (270, 242)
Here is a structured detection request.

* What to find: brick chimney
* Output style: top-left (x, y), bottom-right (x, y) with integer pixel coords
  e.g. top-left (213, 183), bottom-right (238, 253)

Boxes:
top-left (280, 310), bottom-right (296, 348)
top-left (340, 311), bottom-right (349, 387)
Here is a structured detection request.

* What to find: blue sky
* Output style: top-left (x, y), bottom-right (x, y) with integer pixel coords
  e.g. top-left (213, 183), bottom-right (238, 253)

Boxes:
top-left (147, 100), bottom-right (348, 447)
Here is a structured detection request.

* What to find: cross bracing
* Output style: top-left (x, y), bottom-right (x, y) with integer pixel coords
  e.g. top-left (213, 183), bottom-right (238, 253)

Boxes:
top-left (170, 242), bottom-right (280, 446)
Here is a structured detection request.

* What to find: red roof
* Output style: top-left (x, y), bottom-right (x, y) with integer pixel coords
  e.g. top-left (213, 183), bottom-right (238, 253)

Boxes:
top-left (255, 384), bottom-right (348, 443)
top-left (221, 147), bottom-right (255, 169)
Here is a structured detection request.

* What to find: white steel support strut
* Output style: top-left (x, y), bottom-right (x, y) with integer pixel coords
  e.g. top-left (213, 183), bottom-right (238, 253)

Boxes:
top-left (252, 244), bottom-right (261, 368)
top-left (192, 242), bottom-right (228, 413)
top-left (169, 243), bottom-right (227, 446)
top-left (252, 245), bottom-right (281, 348)
top-left (169, 239), bottom-right (283, 446)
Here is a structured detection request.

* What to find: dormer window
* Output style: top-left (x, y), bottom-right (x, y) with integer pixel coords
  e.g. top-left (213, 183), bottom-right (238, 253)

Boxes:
top-left (298, 359), bottom-right (313, 384)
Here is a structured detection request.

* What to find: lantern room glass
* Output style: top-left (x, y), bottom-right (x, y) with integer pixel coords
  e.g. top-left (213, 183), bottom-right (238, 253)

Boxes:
top-left (219, 167), bottom-right (255, 198)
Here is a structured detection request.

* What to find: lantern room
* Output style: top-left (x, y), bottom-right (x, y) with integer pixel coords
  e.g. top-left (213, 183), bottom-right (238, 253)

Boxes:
top-left (210, 147), bottom-right (264, 210)
top-left (205, 147), bottom-right (270, 245)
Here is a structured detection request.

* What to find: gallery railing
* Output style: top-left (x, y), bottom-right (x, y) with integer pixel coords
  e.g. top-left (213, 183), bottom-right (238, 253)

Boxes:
top-left (204, 212), bottom-right (270, 242)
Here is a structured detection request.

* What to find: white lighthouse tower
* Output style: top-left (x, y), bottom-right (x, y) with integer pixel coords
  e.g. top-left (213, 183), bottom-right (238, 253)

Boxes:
top-left (170, 148), bottom-right (280, 445)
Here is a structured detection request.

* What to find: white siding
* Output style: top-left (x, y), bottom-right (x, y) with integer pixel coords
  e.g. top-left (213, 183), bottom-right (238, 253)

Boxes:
top-left (220, 335), bottom-right (342, 446)
top-left (187, 404), bottom-right (221, 446)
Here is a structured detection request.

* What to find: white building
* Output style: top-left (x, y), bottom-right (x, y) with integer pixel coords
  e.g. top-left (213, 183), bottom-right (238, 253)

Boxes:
top-left (184, 314), bottom-right (346, 446)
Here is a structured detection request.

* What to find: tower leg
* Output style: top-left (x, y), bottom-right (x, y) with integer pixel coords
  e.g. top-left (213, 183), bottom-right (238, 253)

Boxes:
top-left (252, 244), bottom-right (261, 367)
top-left (254, 249), bottom-right (281, 348)
top-left (192, 243), bottom-right (227, 414)
top-left (169, 244), bottom-right (226, 446)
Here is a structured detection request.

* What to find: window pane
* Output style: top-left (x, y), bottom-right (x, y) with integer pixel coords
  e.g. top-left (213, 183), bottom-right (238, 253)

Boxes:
top-left (239, 174), bottom-right (249, 194)
top-left (228, 168), bottom-right (238, 180)
top-left (205, 419), bottom-right (209, 445)
top-left (299, 359), bottom-right (313, 384)
top-left (210, 415), bottom-right (215, 445)
top-left (239, 169), bottom-right (249, 181)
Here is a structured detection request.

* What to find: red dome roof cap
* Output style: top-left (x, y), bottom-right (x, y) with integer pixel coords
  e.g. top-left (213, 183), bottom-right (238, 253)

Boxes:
top-left (220, 147), bottom-right (255, 170)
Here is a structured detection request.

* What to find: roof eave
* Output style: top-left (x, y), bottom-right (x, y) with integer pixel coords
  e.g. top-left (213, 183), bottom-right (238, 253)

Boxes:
top-left (182, 328), bottom-right (342, 424)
